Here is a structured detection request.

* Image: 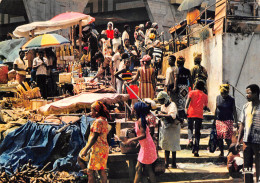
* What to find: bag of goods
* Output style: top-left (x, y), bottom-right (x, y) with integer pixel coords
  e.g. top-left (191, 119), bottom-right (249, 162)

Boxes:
top-left (0, 65), bottom-right (8, 84)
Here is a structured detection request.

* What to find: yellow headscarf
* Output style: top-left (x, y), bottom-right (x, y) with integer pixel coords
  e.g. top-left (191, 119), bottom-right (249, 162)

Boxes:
top-left (220, 84), bottom-right (230, 93)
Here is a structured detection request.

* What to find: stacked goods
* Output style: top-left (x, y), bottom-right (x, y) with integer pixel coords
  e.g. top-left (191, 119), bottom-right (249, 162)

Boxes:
top-left (0, 65), bottom-right (8, 84)
top-left (59, 73), bottom-right (72, 83)
top-left (16, 83), bottom-right (41, 100)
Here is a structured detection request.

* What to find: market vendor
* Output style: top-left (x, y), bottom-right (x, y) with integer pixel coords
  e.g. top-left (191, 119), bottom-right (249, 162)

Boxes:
top-left (33, 50), bottom-right (48, 99)
top-left (90, 51), bottom-right (112, 82)
top-left (13, 50), bottom-right (27, 84)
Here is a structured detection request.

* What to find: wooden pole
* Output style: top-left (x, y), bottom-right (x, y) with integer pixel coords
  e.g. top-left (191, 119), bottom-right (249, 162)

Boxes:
top-left (79, 20), bottom-right (83, 57)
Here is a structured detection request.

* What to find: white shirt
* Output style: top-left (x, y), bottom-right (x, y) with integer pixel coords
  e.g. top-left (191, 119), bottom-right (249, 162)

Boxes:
top-left (112, 37), bottom-right (122, 53)
top-left (122, 31), bottom-right (129, 47)
top-left (165, 66), bottom-right (179, 86)
top-left (33, 57), bottom-right (48, 75)
top-left (161, 102), bottom-right (177, 119)
top-left (14, 58), bottom-right (27, 75)
top-left (112, 52), bottom-right (121, 71)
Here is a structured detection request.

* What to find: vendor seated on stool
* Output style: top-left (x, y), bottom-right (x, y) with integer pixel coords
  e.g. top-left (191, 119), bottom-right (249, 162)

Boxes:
top-left (14, 50), bottom-right (27, 84)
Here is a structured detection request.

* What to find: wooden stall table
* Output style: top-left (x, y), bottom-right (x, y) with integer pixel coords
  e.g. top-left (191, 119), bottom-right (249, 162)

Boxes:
top-left (108, 152), bottom-right (138, 182)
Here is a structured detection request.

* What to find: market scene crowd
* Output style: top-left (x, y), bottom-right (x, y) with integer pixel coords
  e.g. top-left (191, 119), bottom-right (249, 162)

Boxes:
top-left (0, 7), bottom-right (259, 183)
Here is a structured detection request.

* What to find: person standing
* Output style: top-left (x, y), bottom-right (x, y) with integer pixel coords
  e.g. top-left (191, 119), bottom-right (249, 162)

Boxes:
top-left (176, 56), bottom-right (192, 120)
top-left (114, 53), bottom-right (131, 94)
top-left (106, 22), bottom-right (114, 40)
top-left (32, 50), bottom-right (48, 99)
top-left (215, 84), bottom-right (238, 157)
top-left (185, 81), bottom-right (209, 157)
top-left (236, 84), bottom-right (260, 183)
top-left (144, 21), bottom-right (152, 46)
top-left (152, 40), bottom-right (163, 79)
top-left (157, 91), bottom-right (181, 168)
top-left (112, 28), bottom-right (122, 53)
top-left (82, 26), bottom-right (99, 71)
top-left (165, 55), bottom-right (179, 102)
top-left (123, 102), bottom-right (157, 183)
top-left (122, 24), bottom-right (130, 48)
top-left (79, 101), bottom-right (111, 183)
top-left (129, 55), bottom-right (156, 99)
top-left (191, 53), bottom-right (208, 92)
top-left (13, 50), bottom-right (27, 84)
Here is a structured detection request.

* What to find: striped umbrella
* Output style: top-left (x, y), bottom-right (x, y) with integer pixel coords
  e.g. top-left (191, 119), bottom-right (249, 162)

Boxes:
top-left (22, 33), bottom-right (70, 50)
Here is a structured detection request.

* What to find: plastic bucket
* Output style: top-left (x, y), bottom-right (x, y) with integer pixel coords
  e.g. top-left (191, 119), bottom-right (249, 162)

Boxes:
top-left (127, 85), bottom-right (139, 99)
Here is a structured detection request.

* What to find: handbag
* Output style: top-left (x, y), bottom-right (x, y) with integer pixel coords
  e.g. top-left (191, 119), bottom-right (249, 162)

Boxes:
top-left (152, 158), bottom-right (165, 175)
top-left (208, 127), bottom-right (217, 153)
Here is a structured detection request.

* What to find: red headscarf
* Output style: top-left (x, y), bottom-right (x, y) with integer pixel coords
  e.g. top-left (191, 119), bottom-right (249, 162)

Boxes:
top-left (91, 101), bottom-right (110, 120)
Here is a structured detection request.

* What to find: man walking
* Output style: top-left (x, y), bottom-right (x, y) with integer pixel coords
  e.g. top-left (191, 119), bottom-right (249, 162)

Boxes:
top-left (237, 84), bottom-right (260, 183)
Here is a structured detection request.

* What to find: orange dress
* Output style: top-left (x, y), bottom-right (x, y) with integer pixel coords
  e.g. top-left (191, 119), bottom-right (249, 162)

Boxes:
top-left (87, 117), bottom-right (110, 170)
top-left (138, 67), bottom-right (155, 99)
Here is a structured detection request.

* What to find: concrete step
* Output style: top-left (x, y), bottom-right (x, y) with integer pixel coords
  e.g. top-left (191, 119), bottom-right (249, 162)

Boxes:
top-left (180, 129), bottom-right (210, 139)
top-left (158, 150), bottom-right (227, 164)
top-left (180, 136), bottom-right (228, 150)
top-left (160, 177), bottom-right (241, 183)
top-left (157, 163), bottom-right (230, 182)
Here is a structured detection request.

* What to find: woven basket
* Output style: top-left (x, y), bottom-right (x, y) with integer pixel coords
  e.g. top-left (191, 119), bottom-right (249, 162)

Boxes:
top-left (120, 141), bottom-right (140, 154)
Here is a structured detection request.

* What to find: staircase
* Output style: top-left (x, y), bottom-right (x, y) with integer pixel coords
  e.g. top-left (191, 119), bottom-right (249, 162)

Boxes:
top-left (108, 74), bottom-right (245, 182)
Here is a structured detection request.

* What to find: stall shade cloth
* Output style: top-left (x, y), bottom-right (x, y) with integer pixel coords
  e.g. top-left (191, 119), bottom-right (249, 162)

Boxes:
top-left (0, 116), bottom-right (95, 174)
top-left (0, 38), bottom-right (26, 63)
top-left (39, 93), bottom-right (130, 115)
top-left (22, 34), bottom-right (70, 50)
top-left (13, 12), bottom-right (95, 38)
top-left (178, 0), bottom-right (204, 11)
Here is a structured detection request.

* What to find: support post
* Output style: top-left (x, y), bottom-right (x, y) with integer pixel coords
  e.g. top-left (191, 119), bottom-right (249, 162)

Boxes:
top-left (79, 20), bottom-right (83, 57)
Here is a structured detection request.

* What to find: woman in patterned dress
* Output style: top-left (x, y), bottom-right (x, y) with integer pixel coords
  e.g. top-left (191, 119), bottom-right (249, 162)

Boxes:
top-left (176, 56), bottom-right (192, 120)
top-left (79, 101), bottom-right (111, 183)
top-left (129, 55), bottom-right (156, 99)
top-left (215, 84), bottom-right (238, 157)
top-left (124, 102), bottom-right (157, 183)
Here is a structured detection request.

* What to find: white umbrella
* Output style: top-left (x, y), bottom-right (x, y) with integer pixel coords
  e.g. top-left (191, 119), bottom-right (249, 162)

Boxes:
top-left (178, 0), bottom-right (204, 11)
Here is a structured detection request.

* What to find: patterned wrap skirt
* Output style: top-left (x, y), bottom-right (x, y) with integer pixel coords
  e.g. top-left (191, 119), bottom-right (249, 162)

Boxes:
top-left (216, 120), bottom-right (234, 140)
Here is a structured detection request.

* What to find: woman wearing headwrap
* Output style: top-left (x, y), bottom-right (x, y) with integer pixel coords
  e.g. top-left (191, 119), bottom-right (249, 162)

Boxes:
top-left (128, 55), bottom-right (156, 99)
top-left (157, 91), bottom-right (181, 168)
top-left (176, 56), bottom-right (192, 120)
top-left (124, 102), bottom-right (157, 183)
top-left (214, 84), bottom-right (238, 157)
top-left (79, 101), bottom-right (111, 183)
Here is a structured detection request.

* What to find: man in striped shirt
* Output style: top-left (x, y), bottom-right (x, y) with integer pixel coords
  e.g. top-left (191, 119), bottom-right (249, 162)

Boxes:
top-left (152, 40), bottom-right (163, 78)
top-left (237, 84), bottom-right (260, 183)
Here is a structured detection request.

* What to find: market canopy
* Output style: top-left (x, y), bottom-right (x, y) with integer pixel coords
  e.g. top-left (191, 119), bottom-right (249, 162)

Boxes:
top-left (39, 93), bottom-right (129, 115)
top-left (0, 38), bottom-right (26, 63)
top-left (13, 12), bottom-right (95, 38)
top-left (178, 0), bottom-right (204, 11)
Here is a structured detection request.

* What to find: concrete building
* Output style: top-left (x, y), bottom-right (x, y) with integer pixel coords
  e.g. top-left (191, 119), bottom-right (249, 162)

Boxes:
top-left (84, 0), bottom-right (187, 40)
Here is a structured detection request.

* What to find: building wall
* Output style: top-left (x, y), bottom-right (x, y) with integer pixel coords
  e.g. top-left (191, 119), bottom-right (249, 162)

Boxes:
top-left (146, 0), bottom-right (185, 40)
top-left (23, 0), bottom-right (89, 22)
top-left (174, 34), bottom-right (223, 110)
top-left (222, 33), bottom-right (260, 111)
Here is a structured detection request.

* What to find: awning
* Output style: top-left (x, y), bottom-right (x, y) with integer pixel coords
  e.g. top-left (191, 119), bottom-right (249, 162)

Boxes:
top-left (0, 38), bottom-right (26, 63)
top-left (13, 12), bottom-right (95, 38)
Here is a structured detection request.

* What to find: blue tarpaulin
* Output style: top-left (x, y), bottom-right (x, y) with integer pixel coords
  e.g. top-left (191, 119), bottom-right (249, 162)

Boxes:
top-left (0, 115), bottom-right (95, 174)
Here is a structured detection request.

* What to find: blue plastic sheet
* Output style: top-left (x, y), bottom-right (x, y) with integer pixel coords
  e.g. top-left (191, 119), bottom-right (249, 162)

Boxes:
top-left (0, 115), bottom-right (95, 174)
